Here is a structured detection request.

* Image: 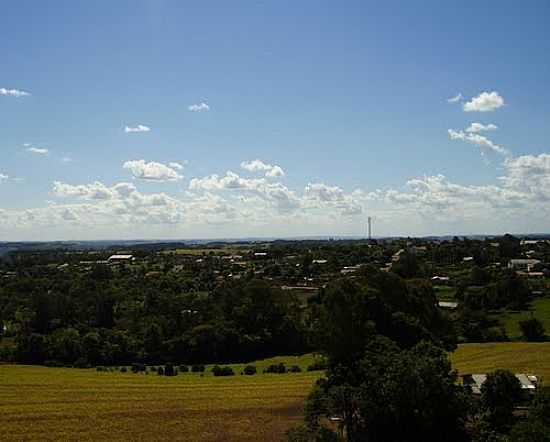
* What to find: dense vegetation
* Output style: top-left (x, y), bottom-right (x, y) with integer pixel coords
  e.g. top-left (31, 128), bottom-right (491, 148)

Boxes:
top-left (1, 234), bottom-right (550, 440)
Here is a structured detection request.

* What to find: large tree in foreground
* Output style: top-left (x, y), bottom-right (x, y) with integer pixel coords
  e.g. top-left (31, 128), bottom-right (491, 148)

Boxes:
top-left (291, 273), bottom-right (469, 442)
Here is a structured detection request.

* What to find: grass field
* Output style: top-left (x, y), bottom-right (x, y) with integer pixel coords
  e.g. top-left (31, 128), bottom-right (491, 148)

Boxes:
top-left (451, 342), bottom-right (550, 380)
top-left (0, 355), bottom-right (320, 442)
top-left (493, 297), bottom-right (550, 339)
top-left (2, 344), bottom-right (550, 441)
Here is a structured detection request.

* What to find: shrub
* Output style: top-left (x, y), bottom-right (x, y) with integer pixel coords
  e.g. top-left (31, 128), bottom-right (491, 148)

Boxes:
top-left (157, 366), bottom-right (164, 375)
top-left (179, 365), bottom-right (189, 373)
top-left (120, 366), bottom-right (128, 373)
top-left (243, 365), bottom-right (257, 375)
top-left (74, 357), bottom-right (90, 368)
top-left (191, 364), bottom-right (205, 373)
top-left (264, 363), bottom-right (286, 374)
top-left (212, 365), bottom-right (235, 376)
top-left (131, 363), bottom-right (146, 373)
top-left (307, 360), bottom-right (328, 372)
top-left (164, 362), bottom-right (176, 376)
top-left (289, 365), bottom-right (302, 373)
top-left (96, 366), bottom-right (106, 372)
top-left (519, 318), bottom-right (546, 342)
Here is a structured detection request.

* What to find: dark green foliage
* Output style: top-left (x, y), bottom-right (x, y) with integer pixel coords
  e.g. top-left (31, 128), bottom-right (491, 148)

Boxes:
top-left (298, 338), bottom-right (470, 442)
top-left (307, 360), bottom-right (328, 372)
top-left (164, 362), bottom-right (176, 376)
top-left (131, 362), bottom-right (146, 373)
top-left (519, 318), bottom-right (546, 342)
top-left (264, 363), bottom-right (287, 374)
top-left (289, 365), bottom-right (302, 373)
top-left (157, 366), bottom-right (164, 375)
top-left (212, 365), bottom-right (234, 376)
top-left (120, 366), bottom-right (127, 373)
top-left (243, 365), bottom-right (257, 375)
top-left (179, 365), bottom-right (189, 373)
top-left (191, 364), bottom-right (205, 372)
top-left (480, 369), bottom-right (523, 432)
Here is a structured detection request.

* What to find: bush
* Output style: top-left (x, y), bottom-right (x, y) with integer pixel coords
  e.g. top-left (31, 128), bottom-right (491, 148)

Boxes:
top-left (264, 362), bottom-right (286, 374)
top-left (179, 365), bottom-right (189, 373)
top-left (243, 365), bottom-right (257, 375)
top-left (149, 366), bottom-right (157, 372)
top-left (307, 360), bottom-right (328, 372)
top-left (74, 357), bottom-right (90, 368)
top-left (120, 366), bottom-right (128, 373)
top-left (157, 366), bottom-right (164, 375)
top-left (164, 362), bottom-right (176, 376)
top-left (96, 366), bottom-right (106, 372)
top-left (212, 365), bottom-right (235, 376)
top-left (519, 318), bottom-right (546, 342)
top-left (191, 364), bottom-right (205, 373)
top-left (131, 362), bottom-right (146, 373)
top-left (289, 365), bottom-right (302, 373)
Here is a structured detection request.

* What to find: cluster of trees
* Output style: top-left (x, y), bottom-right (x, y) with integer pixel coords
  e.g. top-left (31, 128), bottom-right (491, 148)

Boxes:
top-left (0, 264), bottom-right (307, 366)
top-left (288, 274), bottom-right (550, 442)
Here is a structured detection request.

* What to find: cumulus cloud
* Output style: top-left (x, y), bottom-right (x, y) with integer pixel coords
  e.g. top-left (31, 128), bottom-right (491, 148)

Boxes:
top-left (304, 183), bottom-right (345, 202)
top-left (124, 124), bottom-right (151, 133)
top-left (240, 159), bottom-right (285, 177)
top-left (447, 93), bottom-right (462, 103)
top-left (0, 173), bottom-right (8, 182)
top-left (0, 87), bottom-right (30, 97)
top-left (188, 102), bottom-right (210, 112)
top-left (463, 91), bottom-right (505, 112)
top-left (27, 147), bottom-right (49, 155)
top-left (448, 129), bottom-right (508, 156)
top-left (500, 154), bottom-right (550, 200)
top-left (466, 122), bottom-right (498, 133)
top-left (53, 181), bottom-right (129, 200)
top-left (123, 160), bottom-right (183, 182)
top-left (190, 171), bottom-right (300, 213)
top-left (169, 162), bottom-right (185, 170)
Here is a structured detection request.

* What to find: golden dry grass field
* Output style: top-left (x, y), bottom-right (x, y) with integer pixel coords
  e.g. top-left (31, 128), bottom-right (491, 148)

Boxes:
top-left (0, 355), bottom-right (319, 442)
top-left (2, 344), bottom-right (550, 441)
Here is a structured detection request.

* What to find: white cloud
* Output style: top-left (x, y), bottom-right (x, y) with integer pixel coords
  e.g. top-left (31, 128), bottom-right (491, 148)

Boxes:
top-left (240, 159), bottom-right (285, 177)
top-left (304, 183), bottom-right (345, 202)
top-left (169, 162), bottom-right (185, 170)
top-left (188, 102), bottom-right (210, 112)
top-left (447, 93), bottom-right (462, 103)
top-left (463, 91), bottom-right (505, 112)
top-left (466, 122), bottom-right (498, 133)
top-left (53, 181), bottom-right (126, 200)
top-left (500, 154), bottom-right (550, 201)
top-left (27, 147), bottom-right (49, 155)
top-left (123, 160), bottom-right (183, 182)
top-left (124, 124), bottom-right (151, 133)
top-left (61, 156), bottom-right (73, 163)
top-left (0, 87), bottom-right (30, 97)
top-left (0, 173), bottom-right (8, 183)
top-left (190, 171), bottom-right (300, 213)
top-left (448, 129), bottom-right (508, 156)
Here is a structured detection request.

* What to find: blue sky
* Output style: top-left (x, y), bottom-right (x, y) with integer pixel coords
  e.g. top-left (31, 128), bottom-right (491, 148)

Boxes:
top-left (1, 1), bottom-right (549, 240)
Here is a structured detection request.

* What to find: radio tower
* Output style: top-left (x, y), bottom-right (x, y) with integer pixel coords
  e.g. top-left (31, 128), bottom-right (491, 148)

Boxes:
top-left (367, 216), bottom-right (372, 240)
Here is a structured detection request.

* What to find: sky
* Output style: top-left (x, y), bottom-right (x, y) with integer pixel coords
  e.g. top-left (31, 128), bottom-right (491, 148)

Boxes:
top-left (1, 0), bottom-right (550, 240)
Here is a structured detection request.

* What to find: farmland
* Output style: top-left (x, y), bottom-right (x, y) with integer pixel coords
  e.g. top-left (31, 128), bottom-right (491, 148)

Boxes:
top-left (2, 344), bottom-right (550, 441)
top-left (0, 357), bottom-right (319, 442)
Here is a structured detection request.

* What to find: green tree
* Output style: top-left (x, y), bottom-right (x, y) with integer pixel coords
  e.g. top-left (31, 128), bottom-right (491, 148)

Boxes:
top-left (519, 317), bottom-right (546, 342)
top-left (480, 369), bottom-right (523, 432)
